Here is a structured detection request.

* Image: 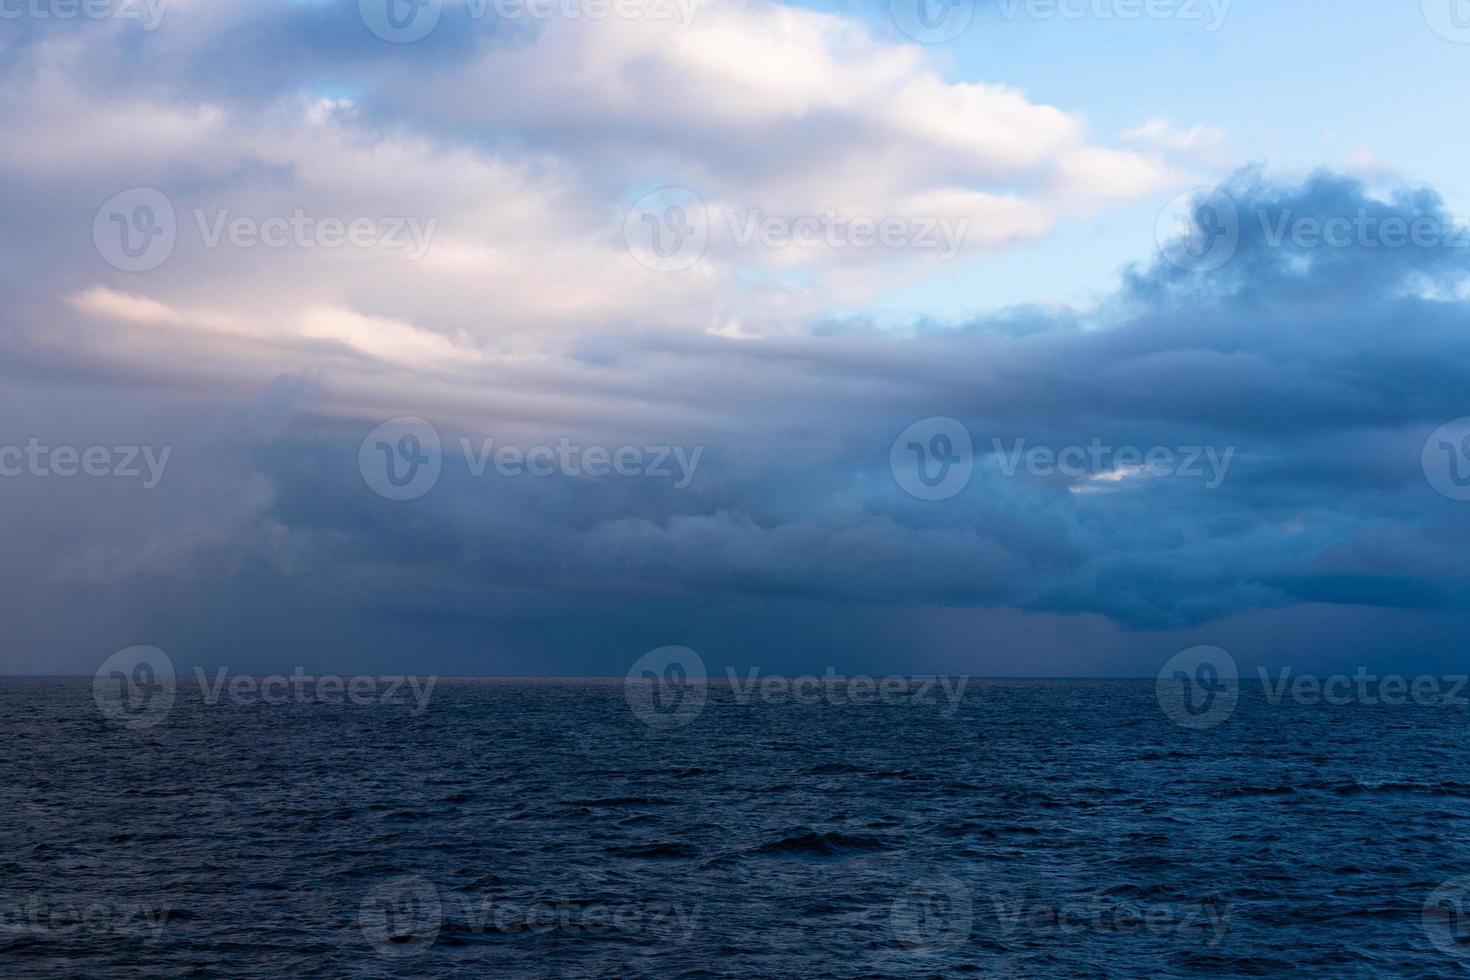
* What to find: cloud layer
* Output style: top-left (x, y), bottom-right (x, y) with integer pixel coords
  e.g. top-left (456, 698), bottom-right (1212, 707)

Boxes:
top-left (1, 3), bottom-right (1466, 674)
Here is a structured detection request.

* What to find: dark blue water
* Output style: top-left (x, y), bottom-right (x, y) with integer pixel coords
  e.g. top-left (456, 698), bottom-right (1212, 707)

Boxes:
top-left (4, 677), bottom-right (1470, 977)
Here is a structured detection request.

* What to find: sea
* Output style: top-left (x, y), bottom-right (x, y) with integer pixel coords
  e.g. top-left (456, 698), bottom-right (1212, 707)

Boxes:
top-left (3, 676), bottom-right (1470, 977)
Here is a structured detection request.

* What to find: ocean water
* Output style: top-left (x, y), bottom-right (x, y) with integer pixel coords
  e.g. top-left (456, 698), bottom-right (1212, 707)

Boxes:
top-left (4, 676), bottom-right (1470, 977)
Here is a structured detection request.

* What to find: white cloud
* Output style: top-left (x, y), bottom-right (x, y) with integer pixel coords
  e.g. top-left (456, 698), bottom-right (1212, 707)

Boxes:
top-left (3, 0), bottom-right (1191, 420)
top-left (1122, 116), bottom-right (1230, 170)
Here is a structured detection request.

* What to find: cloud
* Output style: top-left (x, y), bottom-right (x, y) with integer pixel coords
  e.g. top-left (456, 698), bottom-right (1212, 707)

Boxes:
top-left (2, 3), bottom-right (1467, 674)
top-left (8, 166), bottom-right (1470, 674)
top-left (0, 0), bottom-right (1177, 357)
top-left (1122, 116), bottom-right (1230, 169)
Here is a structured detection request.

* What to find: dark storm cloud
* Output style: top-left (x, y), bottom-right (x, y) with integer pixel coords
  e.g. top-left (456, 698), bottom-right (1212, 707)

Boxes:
top-left (103, 168), bottom-right (1454, 673)
top-left (1, 0), bottom-right (1466, 675)
top-left (5, 1), bottom-right (1464, 675)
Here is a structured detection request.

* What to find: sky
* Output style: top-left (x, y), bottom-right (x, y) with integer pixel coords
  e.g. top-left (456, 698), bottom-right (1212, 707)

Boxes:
top-left (1, 0), bottom-right (1469, 677)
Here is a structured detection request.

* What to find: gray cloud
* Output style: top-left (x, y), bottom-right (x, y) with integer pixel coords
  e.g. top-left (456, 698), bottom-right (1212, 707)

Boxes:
top-left (1, 4), bottom-right (1467, 675)
top-left (6, 170), bottom-right (1466, 674)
